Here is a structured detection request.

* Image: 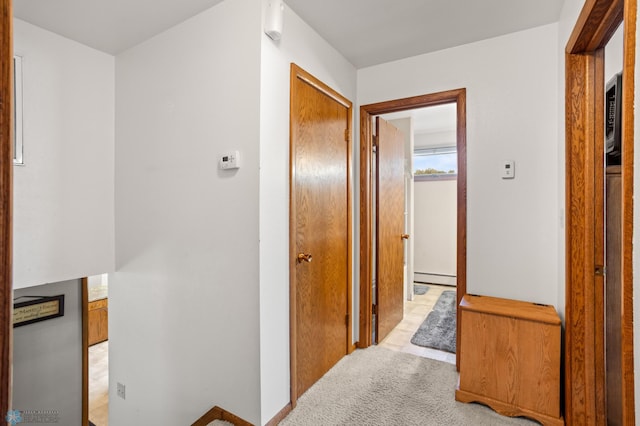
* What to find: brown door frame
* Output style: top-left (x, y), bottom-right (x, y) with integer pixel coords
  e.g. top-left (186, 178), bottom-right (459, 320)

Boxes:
top-left (289, 64), bottom-right (353, 407)
top-left (358, 88), bottom-right (467, 371)
top-left (1, 0), bottom-right (13, 419)
top-left (564, 0), bottom-right (636, 423)
top-left (81, 278), bottom-right (89, 426)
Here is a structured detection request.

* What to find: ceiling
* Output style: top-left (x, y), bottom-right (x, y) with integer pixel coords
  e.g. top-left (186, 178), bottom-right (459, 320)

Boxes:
top-left (13, 0), bottom-right (564, 67)
top-left (13, 0), bottom-right (225, 55)
top-left (13, 0), bottom-right (563, 136)
top-left (286, 0), bottom-right (563, 68)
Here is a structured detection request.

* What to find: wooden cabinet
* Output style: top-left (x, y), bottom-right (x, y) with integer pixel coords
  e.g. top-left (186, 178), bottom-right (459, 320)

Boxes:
top-left (88, 298), bottom-right (108, 346)
top-left (455, 295), bottom-right (563, 426)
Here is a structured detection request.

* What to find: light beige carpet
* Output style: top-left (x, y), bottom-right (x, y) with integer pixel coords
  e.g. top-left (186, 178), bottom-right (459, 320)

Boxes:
top-left (280, 346), bottom-right (540, 425)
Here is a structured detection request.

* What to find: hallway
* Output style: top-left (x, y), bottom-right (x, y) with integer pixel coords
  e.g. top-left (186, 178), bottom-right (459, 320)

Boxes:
top-left (378, 284), bottom-right (456, 365)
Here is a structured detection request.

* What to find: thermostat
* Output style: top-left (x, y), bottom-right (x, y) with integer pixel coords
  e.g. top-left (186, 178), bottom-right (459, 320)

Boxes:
top-left (220, 151), bottom-right (241, 170)
top-left (502, 160), bottom-right (515, 179)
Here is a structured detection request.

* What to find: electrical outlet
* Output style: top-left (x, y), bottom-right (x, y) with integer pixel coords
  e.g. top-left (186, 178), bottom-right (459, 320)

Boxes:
top-left (117, 382), bottom-right (126, 400)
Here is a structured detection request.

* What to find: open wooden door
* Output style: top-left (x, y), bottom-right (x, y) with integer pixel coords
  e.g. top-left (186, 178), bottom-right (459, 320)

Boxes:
top-left (290, 64), bottom-right (352, 403)
top-left (375, 117), bottom-right (406, 342)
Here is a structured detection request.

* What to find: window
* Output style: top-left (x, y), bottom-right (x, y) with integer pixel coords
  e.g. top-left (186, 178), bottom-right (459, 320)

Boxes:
top-left (414, 146), bottom-right (456, 180)
top-left (14, 55), bottom-right (23, 165)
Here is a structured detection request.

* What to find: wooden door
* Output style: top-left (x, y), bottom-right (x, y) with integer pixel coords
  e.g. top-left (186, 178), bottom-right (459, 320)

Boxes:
top-left (375, 117), bottom-right (405, 342)
top-left (290, 65), bottom-right (352, 401)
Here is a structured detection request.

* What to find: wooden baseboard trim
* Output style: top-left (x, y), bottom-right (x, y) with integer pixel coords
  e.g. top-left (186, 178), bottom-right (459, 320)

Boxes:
top-left (265, 403), bottom-right (292, 426)
top-left (191, 406), bottom-right (253, 426)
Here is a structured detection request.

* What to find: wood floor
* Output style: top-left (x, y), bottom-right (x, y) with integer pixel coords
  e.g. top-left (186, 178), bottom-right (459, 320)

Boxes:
top-left (378, 283), bottom-right (456, 365)
top-left (89, 340), bottom-right (109, 426)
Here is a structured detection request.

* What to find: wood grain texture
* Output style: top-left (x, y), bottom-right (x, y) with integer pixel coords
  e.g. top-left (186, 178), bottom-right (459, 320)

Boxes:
top-left (357, 107), bottom-right (373, 349)
top-left (191, 405), bottom-right (254, 426)
top-left (620, 2), bottom-right (637, 423)
top-left (457, 295), bottom-right (562, 425)
top-left (375, 117), bottom-right (405, 342)
top-left (290, 64), bottom-right (352, 402)
top-left (459, 295), bottom-right (560, 325)
top-left (564, 0), bottom-right (636, 423)
top-left (265, 403), bottom-right (292, 426)
top-left (593, 45), bottom-right (607, 426)
top-left (0, 0), bottom-right (12, 419)
top-left (455, 390), bottom-right (564, 426)
top-left (455, 92), bottom-right (467, 372)
top-left (88, 298), bottom-right (109, 346)
top-left (567, 0), bottom-right (624, 53)
top-left (565, 50), bottom-right (598, 426)
top-left (358, 89), bottom-right (467, 366)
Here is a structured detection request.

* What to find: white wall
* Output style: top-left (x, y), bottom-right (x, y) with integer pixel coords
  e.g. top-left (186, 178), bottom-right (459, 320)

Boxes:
top-left (13, 19), bottom-right (115, 289)
top-left (413, 179), bottom-right (457, 278)
top-left (258, 2), bottom-right (357, 423)
top-left (358, 24), bottom-right (560, 307)
top-left (112, 0), bottom-right (262, 424)
top-left (12, 279), bottom-right (82, 425)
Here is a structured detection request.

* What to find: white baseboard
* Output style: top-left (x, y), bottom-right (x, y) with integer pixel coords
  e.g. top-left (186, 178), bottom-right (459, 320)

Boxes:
top-left (414, 272), bottom-right (456, 286)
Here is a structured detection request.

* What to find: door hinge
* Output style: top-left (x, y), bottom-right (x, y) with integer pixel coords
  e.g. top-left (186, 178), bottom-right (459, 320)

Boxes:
top-left (345, 129), bottom-right (350, 142)
top-left (595, 265), bottom-right (606, 276)
top-left (372, 135), bottom-right (378, 152)
top-left (372, 304), bottom-right (378, 315)
top-left (345, 313), bottom-right (350, 327)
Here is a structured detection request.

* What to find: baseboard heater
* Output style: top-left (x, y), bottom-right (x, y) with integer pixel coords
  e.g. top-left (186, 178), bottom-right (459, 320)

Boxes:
top-left (414, 272), bottom-right (456, 287)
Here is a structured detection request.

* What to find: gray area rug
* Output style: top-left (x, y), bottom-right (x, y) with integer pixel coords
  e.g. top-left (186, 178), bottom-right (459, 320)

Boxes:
top-left (413, 284), bottom-right (429, 295)
top-left (411, 290), bottom-right (456, 353)
top-left (280, 346), bottom-right (538, 425)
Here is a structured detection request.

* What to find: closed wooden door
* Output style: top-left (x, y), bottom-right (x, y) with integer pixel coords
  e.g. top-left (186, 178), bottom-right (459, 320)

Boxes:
top-left (375, 117), bottom-right (405, 342)
top-left (290, 65), bottom-right (351, 400)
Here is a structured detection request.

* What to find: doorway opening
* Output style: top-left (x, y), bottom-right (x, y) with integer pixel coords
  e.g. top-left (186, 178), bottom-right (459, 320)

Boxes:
top-left (372, 103), bottom-right (458, 362)
top-left (82, 274), bottom-right (109, 426)
top-left (358, 89), bottom-right (467, 371)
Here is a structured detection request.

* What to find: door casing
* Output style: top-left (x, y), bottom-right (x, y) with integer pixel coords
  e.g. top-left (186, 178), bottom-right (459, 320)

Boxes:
top-left (358, 89), bottom-right (467, 371)
top-left (0, 0), bottom-right (13, 418)
top-left (564, 0), bottom-right (636, 423)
